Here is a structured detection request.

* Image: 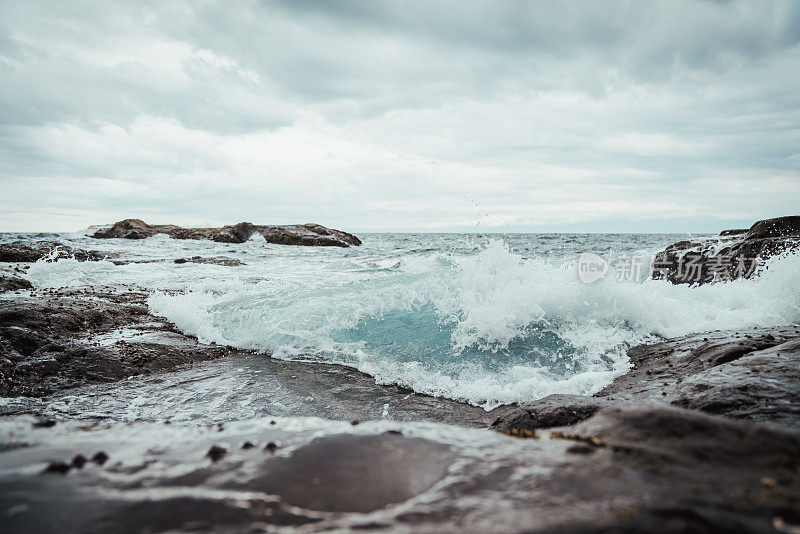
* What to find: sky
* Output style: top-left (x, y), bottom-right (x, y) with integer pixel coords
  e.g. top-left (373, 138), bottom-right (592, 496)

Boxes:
top-left (1, 0), bottom-right (799, 233)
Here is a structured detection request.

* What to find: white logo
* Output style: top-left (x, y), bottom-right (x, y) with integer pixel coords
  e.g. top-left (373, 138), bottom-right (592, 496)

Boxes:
top-left (577, 252), bottom-right (609, 284)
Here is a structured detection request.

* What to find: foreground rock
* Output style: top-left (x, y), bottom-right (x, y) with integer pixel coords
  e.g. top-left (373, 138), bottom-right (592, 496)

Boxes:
top-left (597, 326), bottom-right (800, 427)
top-left (1, 405), bottom-right (798, 533)
top-left (0, 290), bottom-right (232, 396)
top-left (652, 215), bottom-right (800, 285)
top-left (92, 219), bottom-right (362, 247)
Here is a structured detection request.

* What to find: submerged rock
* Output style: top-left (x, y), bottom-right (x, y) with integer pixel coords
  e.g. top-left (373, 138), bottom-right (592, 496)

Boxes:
top-left (651, 215), bottom-right (800, 285)
top-left (172, 256), bottom-right (245, 266)
top-left (91, 219), bottom-right (362, 247)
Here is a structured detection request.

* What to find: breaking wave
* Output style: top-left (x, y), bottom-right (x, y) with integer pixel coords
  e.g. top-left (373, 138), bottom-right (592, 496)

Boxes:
top-left (141, 240), bottom-right (800, 409)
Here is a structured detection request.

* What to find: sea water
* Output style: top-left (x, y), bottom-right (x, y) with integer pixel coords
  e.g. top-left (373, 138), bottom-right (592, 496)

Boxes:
top-left (7, 231), bottom-right (800, 409)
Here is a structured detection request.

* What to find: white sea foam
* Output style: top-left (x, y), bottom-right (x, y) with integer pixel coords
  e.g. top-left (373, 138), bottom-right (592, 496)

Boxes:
top-left (22, 234), bottom-right (800, 409)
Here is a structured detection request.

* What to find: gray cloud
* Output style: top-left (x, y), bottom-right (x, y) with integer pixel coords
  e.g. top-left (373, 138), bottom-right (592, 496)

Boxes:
top-left (0, 0), bottom-right (798, 232)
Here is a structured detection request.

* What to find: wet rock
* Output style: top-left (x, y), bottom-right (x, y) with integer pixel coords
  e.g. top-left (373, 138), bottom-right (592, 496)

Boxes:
top-left (0, 273), bottom-right (33, 292)
top-left (206, 445), bottom-right (227, 462)
top-left (1, 408), bottom-right (798, 533)
top-left (0, 292), bottom-right (230, 397)
top-left (91, 452), bottom-right (109, 465)
top-left (0, 241), bottom-right (111, 263)
top-left (491, 394), bottom-right (611, 434)
top-left (92, 219), bottom-right (361, 247)
top-left (173, 256), bottom-right (245, 267)
top-left (32, 418), bottom-right (56, 428)
top-left (596, 326), bottom-right (800, 427)
top-left (652, 215), bottom-right (800, 285)
top-left (242, 434), bottom-right (454, 513)
top-left (43, 461), bottom-right (71, 474)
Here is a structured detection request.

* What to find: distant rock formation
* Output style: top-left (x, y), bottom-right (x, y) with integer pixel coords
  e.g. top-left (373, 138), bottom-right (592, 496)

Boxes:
top-left (91, 219), bottom-right (361, 247)
top-left (651, 215), bottom-right (800, 285)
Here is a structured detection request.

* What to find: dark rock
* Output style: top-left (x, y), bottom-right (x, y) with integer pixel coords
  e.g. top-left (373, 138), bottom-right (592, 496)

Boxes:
top-left (2, 408), bottom-right (798, 532)
top-left (206, 445), bottom-right (227, 462)
top-left (0, 241), bottom-right (111, 263)
top-left (32, 418), bottom-right (56, 428)
top-left (173, 256), bottom-right (245, 267)
top-left (263, 441), bottom-right (278, 453)
top-left (652, 215), bottom-right (800, 285)
top-left (92, 219), bottom-right (361, 247)
top-left (491, 394), bottom-right (611, 434)
top-left (241, 441), bottom-right (255, 449)
top-left (720, 228), bottom-right (748, 236)
top-left (91, 452), bottom-right (109, 465)
top-left (71, 454), bottom-right (87, 468)
top-left (244, 434), bottom-right (454, 513)
top-left (747, 215), bottom-right (800, 239)
top-left (0, 273), bottom-right (33, 292)
top-left (43, 461), bottom-right (71, 474)
top-left (0, 291), bottom-right (230, 397)
top-left (596, 326), bottom-right (800, 427)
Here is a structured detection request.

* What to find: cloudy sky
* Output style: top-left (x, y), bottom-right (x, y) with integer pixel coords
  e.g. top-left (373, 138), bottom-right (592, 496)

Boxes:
top-left (1, 0), bottom-right (799, 233)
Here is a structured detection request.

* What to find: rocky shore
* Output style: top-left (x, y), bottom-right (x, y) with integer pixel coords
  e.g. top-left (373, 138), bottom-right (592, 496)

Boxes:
top-left (1, 216), bottom-right (799, 533)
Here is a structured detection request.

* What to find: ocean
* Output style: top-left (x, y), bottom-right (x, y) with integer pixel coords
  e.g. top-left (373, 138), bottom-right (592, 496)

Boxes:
top-left (4, 231), bottom-right (800, 410)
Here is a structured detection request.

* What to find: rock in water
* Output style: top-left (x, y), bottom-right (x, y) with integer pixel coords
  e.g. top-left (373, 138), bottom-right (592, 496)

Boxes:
top-left (0, 272), bottom-right (33, 292)
top-left (651, 215), bottom-right (800, 285)
top-left (0, 241), bottom-right (110, 263)
top-left (91, 219), bottom-right (361, 247)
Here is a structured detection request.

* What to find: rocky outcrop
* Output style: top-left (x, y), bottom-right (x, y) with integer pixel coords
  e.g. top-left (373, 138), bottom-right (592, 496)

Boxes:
top-left (493, 325), bottom-right (800, 433)
top-left (2, 405), bottom-right (799, 533)
top-left (91, 219), bottom-right (362, 247)
top-left (598, 326), bottom-right (800, 427)
top-left (0, 290), bottom-right (232, 396)
top-left (0, 241), bottom-right (111, 263)
top-left (0, 269), bottom-right (33, 292)
top-left (651, 215), bottom-right (800, 285)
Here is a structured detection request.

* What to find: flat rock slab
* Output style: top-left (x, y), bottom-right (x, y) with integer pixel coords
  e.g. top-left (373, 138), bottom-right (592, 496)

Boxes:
top-left (2, 405), bottom-right (799, 533)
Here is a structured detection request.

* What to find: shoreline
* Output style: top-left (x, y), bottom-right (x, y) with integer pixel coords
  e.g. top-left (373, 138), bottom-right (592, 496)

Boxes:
top-left (2, 278), bottom-right (798, 429)
top-left (1, 220), bottom-right (799, 532)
